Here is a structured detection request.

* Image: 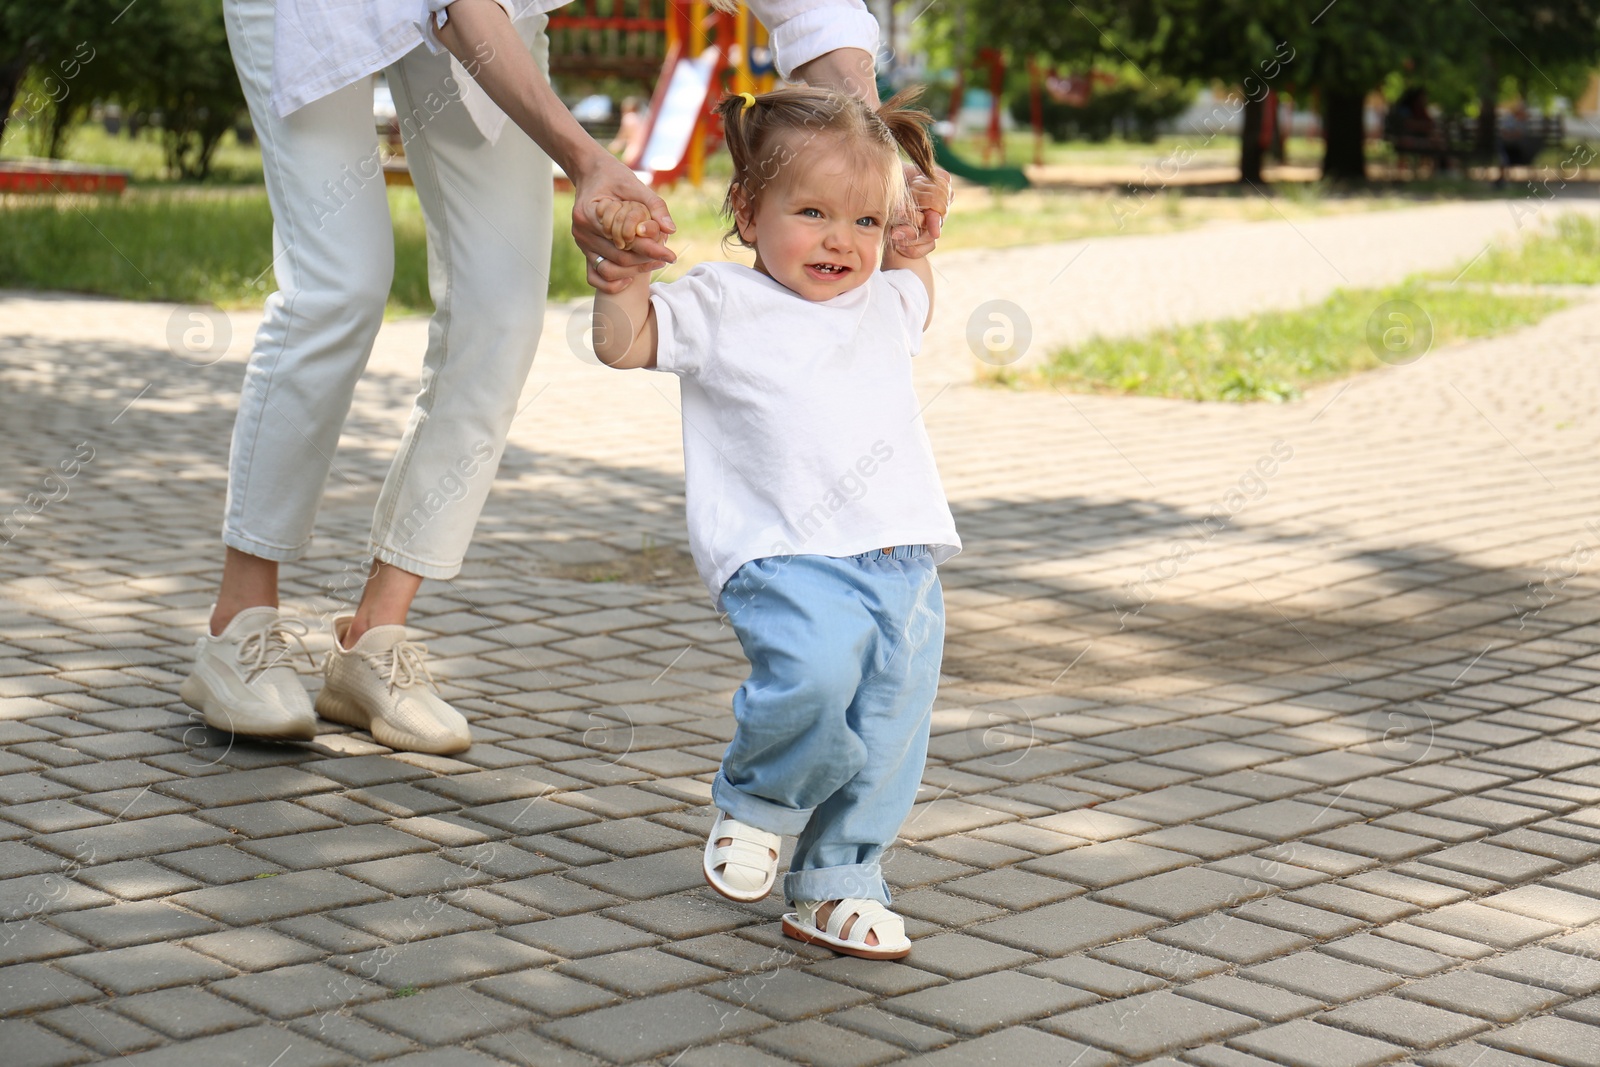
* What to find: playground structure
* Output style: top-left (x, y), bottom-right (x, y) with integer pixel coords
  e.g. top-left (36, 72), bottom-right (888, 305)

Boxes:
top-left (549, 0), bottom-right (776, 188)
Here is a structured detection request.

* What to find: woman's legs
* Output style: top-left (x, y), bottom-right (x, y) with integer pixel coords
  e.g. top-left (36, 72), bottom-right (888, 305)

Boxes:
top-left (361, 19), bottom-right (555, 603)
top-left (216, 0), bottom-right (395, 631)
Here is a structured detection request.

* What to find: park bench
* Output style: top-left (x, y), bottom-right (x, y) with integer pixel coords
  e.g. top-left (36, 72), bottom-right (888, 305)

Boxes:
top-left (1385, 110), bottom-right (1564, 180)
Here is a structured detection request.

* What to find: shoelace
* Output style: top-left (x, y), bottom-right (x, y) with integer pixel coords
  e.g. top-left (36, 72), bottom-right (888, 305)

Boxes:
top-left (234, 618), bottom-right (316, 683)
top-left (360, 640), bottom-right (437, 693)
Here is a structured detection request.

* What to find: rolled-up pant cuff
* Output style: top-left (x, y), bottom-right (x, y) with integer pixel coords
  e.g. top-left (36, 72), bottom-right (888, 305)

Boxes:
top-left (371, 543), bottom-right (462, 581)
top-left (223, 528), bottom-right (311, 563)
top-left (784, 862), bottom-right (889, 907)
top-left (711, 771), bottom-right (812, 837)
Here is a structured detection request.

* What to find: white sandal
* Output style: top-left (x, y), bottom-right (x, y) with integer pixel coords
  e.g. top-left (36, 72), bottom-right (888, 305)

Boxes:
top-left (783, 897), bottom-right (912, 960)
top-left (702, 810), bottom-right (780, 903)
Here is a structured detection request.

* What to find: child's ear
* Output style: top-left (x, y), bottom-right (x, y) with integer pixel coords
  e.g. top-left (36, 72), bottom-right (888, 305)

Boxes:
top-left (731, 183), bottom-right (757, 244)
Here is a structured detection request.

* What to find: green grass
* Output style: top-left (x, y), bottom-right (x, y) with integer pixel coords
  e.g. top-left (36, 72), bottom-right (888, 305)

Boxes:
top-left (0, 186), bottom-right (588, 313)
top-left (1, 123), bottom-right (266, 185)
top-left (1019, 205), bottom-right (1600, 402)
top-left (1449, 213), bottom-right (1600, 285)
top-left (1024, 281), bottom-right (1568, 403)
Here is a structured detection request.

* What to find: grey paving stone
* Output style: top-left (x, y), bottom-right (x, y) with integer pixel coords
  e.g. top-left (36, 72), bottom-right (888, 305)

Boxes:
top-left (1286, 884), bottom-right (1420, 924)
top-left (34, 814), bottom-right (234, 865)
top-left (0, 962), bottom-right (101, 1015)
top-left (212, 961), bottom-right (389, 1019)
top-left (558, 946), bottom-right (723, 996)
top-left (332, 897), bottom-right (496, 941)
top-left (1306, 825), bottom-right (1442, 862)
top-left (884, 970), bottom-right (1096, 1035)
top-left (1242, 952), bottom-right (1403, 1002)
top-left (1417, 1044), bottom-right (1561, 1067)
top-left (1480, 884), bottom-right (1600, 926)
top-left (903, 931), bottom-right (1037, 979)
top-left (706, 967), bottom-right (876, 1022)
top-left (103, 1023), bottom-right (348, 1067)
top-left (339, 853), bottom-right (494, 896)
top-left (828, 1003), bottom-right (954, 1051)
top-left (1136, 825), bottom-right (1266, 860)
top-left (540, 988), bottom-right (769, 1062)
top-left (0, 1020), bottom-right (95, 1067)
top-left (173, 870), bottom-right (386, 923)
top-left (240, 825), bottom-right (435, 868)
top-left (1095, 867), bottom-right (1274, 920)
top-left (1091, 937), bottom-right (1231, 982)
top-left (600, 894), bottom-right (751, 939)
top-left (286, 1014), bottom-right (418, 1062)
top-left (747, 1019), bottom-right (903, 1067)
top-left (891, 887), bottom-right (1007, 926)
top-left (1341, 871), bottom-right (1470, 909)
top-left (0, 873), bottom-right (113, 923)
top-left (1407, 902), bottom-right (1562, 949)
top-left (1419, 842), bottom-right (1564, 883)
top-left (903, 1027), bottom-right (1117, 1066)
top-left (1317, 933), bottom-right (1457, 977)
top-left (1096, 784), bottom-right (1255, 822)
top-left (458, 798), bottom-right (596, 835)
top-left (1397, 969), bottom-right (1568, 1023)
top-left (1547, 860), bottom-right (1600, 898)
top-left (1177, 974), bottom-right (1321, 1022)
top-left (1201, 799), bottom-right (1361, 840)
top-left (334, 930), bottom-right (558, 989)
top-left (1476, 944), bottom-right (1600, 995)
top-left (0, 920), bottom-right (91, 968)
top-left (475, 969), bottom-right (622, 1016)
top-left (970, 898), bottom-right (1162, 955)
top-left (1023, 955), bottom-right (1166, 997)
top-left (355, 985), bottom-right (528, 1044)
top-left (50, 899), bottom-right (221, 948)
top-left (937, 867), bottom-right (1087, 909)
top-left (111, 988), bottom-right (261, 1040)
top-left (1150, 913), bottom-right (1312, 964)
top-left (33, 1004), bottom-right (166, 1056)
top-left (1480, 1015), bottom-right (1599, 1067)
top-left (183, 927), bottom-right (325, 971)
top-left (1230, 1019), bottom-right (1406, 1067)
top-left (562, 849), bottom-right (703, 899)
top-left (1042, 989), bottom-right (1258, 1057)
top-left (1320, 995), bottom-right (1490, 1049)
top-left (156, 842), bottom-right (290, 883)
top-left (56, 943), bottom-right (235, 995)
top-left (153, 767), bottom-right (339, 808)
top-left (1019, 841), bottom-right (1192, 889)
top-left (72, 858), bottom-right (202, 901)
top-left (195, 800), bottom-right (341, 839)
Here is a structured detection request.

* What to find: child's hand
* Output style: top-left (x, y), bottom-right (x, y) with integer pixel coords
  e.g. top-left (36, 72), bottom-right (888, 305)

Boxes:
top-left (889, 166), bottom-right (952, 260)
top-left (595, 197), bottom-right (661, 254)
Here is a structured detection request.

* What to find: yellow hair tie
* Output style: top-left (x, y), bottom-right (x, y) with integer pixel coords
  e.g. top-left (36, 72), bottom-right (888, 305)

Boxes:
top-left (737, 91), bottom-right (757, 111)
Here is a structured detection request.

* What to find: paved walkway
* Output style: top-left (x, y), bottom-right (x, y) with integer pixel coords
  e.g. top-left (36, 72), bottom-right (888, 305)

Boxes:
top-left (3, 202), bottom-right (1600, 1066)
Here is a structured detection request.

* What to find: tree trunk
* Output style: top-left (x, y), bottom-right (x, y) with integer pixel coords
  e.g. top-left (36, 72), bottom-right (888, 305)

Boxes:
top-left (1240, 93), bottom-right (1264, 184)
top-left (0, 56), bottom-right (31, 149)
top-left (1269, 92), bottom-right (1288, 164)
top-left (1475, 55), bottom-right (1498, 174)
top-left (1321, 88), bottom-right (1367, 182)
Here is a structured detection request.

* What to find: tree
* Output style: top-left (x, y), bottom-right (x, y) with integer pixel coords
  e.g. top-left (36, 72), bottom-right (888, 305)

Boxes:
top-left (1, 0), bottom-right (242, 179)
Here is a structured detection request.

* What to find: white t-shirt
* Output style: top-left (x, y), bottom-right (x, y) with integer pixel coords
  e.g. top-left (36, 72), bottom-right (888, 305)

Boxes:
top-left (649, 262), bottom-right (962, 608)
top-left (270, 0), bottom-right (881, 133)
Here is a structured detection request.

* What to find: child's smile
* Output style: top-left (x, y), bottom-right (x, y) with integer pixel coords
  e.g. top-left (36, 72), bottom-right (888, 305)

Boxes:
top-left (734, 138), bottom-right (893, 303)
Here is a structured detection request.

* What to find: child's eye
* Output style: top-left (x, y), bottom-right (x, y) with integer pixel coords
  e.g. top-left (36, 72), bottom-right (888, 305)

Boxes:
top-left (856, 216), bottom-right (880, 228)
top-left (800, 207), bottom-right (823, 218)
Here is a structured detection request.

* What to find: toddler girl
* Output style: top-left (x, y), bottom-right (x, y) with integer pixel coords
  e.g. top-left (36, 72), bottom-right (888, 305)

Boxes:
top-left (590, 86), bottom-right (959, 960)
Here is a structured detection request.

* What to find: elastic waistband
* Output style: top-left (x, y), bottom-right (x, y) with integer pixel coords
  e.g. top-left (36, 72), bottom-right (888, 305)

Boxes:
top-left (851, 544), bottom-right (930, 562)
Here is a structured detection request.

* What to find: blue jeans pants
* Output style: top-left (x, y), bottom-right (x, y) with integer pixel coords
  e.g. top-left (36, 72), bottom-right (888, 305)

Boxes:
top-left (712, 545), bottom-right (945, 906)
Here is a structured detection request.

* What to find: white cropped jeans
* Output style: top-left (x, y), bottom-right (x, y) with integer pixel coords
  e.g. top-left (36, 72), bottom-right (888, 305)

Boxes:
top-left (221, 0), bottom-right (553, 579)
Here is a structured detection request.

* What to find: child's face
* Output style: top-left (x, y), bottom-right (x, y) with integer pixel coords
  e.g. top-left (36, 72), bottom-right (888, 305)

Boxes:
top-left (735, 137), bottom-right (894, 303)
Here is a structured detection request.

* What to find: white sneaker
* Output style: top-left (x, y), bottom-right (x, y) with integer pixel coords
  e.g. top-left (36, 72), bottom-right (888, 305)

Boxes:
top-left (179, 606), bottom-right (318, 740)
top-left (314, 614), bottom-right (471, 754)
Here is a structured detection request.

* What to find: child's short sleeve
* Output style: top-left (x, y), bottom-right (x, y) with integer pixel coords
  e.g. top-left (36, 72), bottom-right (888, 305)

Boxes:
top-left (880, 269), bottom-right (930, 356)
top-left (649, 265), bottom-right (723, 378)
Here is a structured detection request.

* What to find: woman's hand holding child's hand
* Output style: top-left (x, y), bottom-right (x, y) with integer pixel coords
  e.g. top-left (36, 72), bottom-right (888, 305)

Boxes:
top-left (595, 198), bottom-right (660, 256)
top-left (889, 165), bottom-right (952, 261)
